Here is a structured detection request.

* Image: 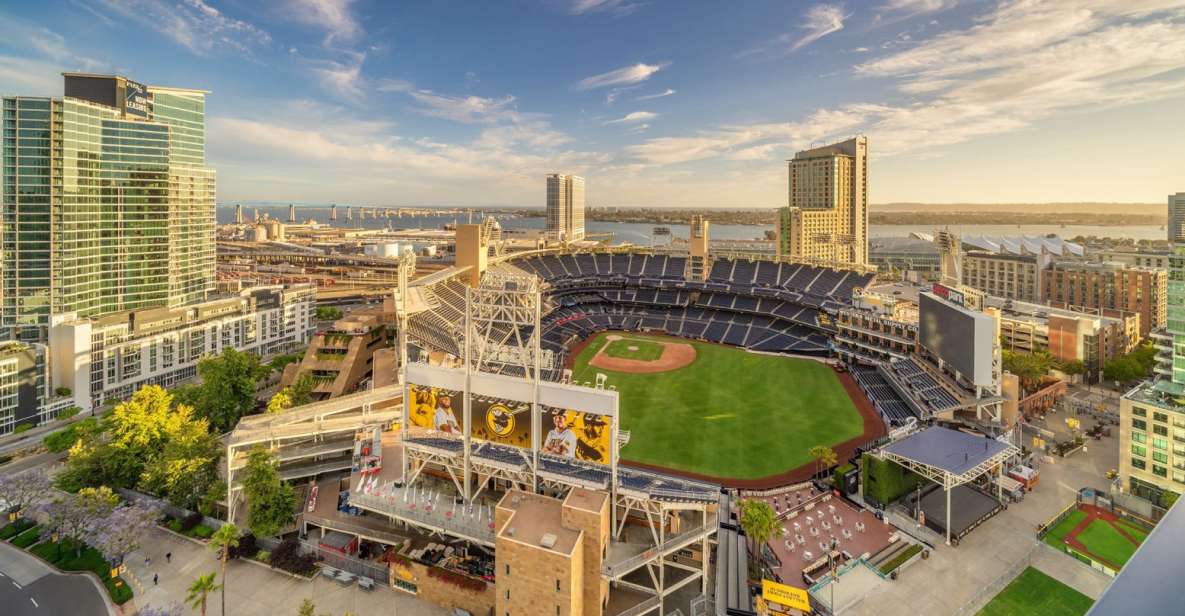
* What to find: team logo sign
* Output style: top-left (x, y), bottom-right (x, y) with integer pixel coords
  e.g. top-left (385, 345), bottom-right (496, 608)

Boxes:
top-left (485, 403), bottom-right (516, 437)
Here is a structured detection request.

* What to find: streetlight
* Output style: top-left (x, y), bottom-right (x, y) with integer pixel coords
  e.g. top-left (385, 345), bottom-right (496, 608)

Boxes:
top-left (827, 536), bottom-right (840, 611)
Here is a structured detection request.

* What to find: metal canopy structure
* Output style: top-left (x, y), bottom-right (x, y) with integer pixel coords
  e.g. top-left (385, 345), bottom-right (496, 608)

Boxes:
top-left (878, 426), bottom-right (1017, 545)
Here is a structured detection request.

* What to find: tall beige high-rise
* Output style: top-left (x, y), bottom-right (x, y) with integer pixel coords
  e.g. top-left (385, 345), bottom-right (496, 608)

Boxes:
top-left (776, 136), bottom-right (868, 265)
top-left (547, 174), bottom-right (585, 242)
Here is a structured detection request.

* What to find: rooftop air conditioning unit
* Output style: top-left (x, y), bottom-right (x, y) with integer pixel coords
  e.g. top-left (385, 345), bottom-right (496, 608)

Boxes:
top-left (540, 533), bottom-right (557, 549)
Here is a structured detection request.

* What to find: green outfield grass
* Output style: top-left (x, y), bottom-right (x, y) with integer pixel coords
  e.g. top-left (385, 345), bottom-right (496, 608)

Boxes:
top-left (978, 567), bottom-right (1092, 616)
top-left (571, 332), bottom-right (866, 479)
top-left (603, 337), bottom-right (665, 362)
top-left (1042, 509), bottom-right (1088, 548)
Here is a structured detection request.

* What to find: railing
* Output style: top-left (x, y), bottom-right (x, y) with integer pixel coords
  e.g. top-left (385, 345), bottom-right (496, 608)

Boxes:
top-left (301, 540), bottom-right (390, 583)
top-left (602, 522), bottom-right (714, 578)
top-left (614, 596), bottom-right (661, 616)
top-left (349, 492), bottom-right (496, 544)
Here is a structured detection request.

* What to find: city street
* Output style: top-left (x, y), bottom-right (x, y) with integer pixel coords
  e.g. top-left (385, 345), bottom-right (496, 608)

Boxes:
top-left (0, 540), bottom-right (111, 616)
top-left (123, 526), bottom-right (448, 616)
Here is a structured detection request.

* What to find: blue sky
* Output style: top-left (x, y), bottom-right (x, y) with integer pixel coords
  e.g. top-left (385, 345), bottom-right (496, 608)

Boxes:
top-left (2, 0), bottom-right (1184, 207)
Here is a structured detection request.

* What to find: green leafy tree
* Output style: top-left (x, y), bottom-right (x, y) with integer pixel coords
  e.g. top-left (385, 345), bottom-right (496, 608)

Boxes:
top-left (808, 445), bottom-right (838, 479)
top-left (190, 349), bottom-right (270, 432)
top-left (186, 572), bottom-right (221, 616)
top-left (297, 599), bottom-right (316, 616)
top-left (1059, 359), bottom-right (1087, 376)
top-left (288, 374), bottom-right (315, 407)
top-left (138, 408), bottom-right (221, 510)
top-left (209, 524), bottom-right (240, 616)
top-left (267, 374), bottom-right (316, 415)
top-left (738, 499), bottom-right (782, 570)
top-left (242, 449), bottom-right (295, 538)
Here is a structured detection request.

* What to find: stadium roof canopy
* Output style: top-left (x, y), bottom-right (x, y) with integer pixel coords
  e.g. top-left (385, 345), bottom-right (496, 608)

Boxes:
top-left (961, 234), bottom-right (1084, 257)
top-left (879, 426), bottom-right (1018, 544)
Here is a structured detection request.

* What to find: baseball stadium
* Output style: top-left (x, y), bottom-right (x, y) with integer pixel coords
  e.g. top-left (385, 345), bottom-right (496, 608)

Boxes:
top-left (404, 237), bottom-right (884, 487)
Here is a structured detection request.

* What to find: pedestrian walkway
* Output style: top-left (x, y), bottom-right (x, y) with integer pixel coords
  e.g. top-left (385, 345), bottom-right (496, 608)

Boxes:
top-left (124, 526), bottom-right (447, 615)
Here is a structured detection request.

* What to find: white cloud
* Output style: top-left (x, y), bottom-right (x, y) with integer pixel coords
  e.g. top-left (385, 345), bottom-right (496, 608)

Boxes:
top-left (626, 108), bottom-right (867, 165)
top-left (91, 0), bottom-right (270, 56)
top-left (0, 15), bottom-right (107, 74)
top-left (208, 102), bottom-right (606, 205)
top-left (647, 0), bottom-right (1185, 173)
top-left (287, 0), bottom-right (361, 45)
top-left (635, 88), bottom-right (676, 101)
top-left (568, 0), bottom-right (645, 17)
top-left (792, 4), bottom-right (847, 51)
top-left (577, 62), bottom-right (668, 90)
top-left (309, 51), bottom-right (367, 103)
top-left (0, 55), bottom-right (67, 96)
top-left (877, 0), bottom-right (957, 17)
top-left (604, 111), bottom-right (658, 125)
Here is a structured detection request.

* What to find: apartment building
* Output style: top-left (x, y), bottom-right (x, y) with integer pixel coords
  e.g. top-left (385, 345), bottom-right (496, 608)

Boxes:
top-left (1042, 261), bottom-right (1166, 338)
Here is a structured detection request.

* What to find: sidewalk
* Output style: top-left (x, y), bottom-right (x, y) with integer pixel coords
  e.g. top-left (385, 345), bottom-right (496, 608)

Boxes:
top-left (125, 526), bottom-right (447, 615)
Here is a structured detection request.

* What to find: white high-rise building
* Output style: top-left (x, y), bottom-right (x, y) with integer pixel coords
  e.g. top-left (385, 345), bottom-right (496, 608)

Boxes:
top-left (546, 174), bottom-right (585, 242)
top-left (1169, 193), bottom-right (1185, 243)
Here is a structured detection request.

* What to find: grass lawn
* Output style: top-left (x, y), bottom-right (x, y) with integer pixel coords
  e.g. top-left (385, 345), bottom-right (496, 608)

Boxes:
top-left (977, 567), bottom-right (1093, 616)
top-left (1074, 520), bottom-right (1140, 567)
top-left (572, 331), bottom-right (865, 479)
top-left (30, 539), bottom-right (134, 605)
top-left (603, 337), bottom-right (665, 362)
top-left (1042, 509), bottom-right (1088, 549)
top-left (1115, 518), bottom-right (1150, 542)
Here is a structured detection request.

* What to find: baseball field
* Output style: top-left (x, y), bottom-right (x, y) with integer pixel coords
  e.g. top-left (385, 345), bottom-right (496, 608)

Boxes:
top-left (569, 331), bottom-right (876, 483)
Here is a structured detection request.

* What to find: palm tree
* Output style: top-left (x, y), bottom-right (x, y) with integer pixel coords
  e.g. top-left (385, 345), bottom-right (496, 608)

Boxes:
top-left (808, 445), bottom-right (838, 480)
top-left (208, 524), bottom-right (240, 616)
top-left (738, 498), bottom-right (782, 571)
top-left (186, 572), bottom-right (221, 616)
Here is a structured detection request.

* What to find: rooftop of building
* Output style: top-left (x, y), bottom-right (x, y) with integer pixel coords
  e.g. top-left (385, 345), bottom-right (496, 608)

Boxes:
top-left (496, 490), bottom-right (582, 556)
top-left (1049, 260), bottom-right (1165, 273)
top-left (563, 487), bottom-right (607, 514)
top-left (866, 281), bottom-right (926, 304)
top-left (61, 72), bottom-right (210, 94)
top-left (1125, 379), bottom-right (1185, 412)
top-left (869, 236), bottom-right (939, 254)
top-left (963, 251), bottom-right (1041, 263)
top-left (984, 296), bottom-right (1123, 327)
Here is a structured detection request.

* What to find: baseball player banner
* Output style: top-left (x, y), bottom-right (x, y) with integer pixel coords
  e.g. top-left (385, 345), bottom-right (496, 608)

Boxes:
top-left (539, 404), bottom-right (613, 465)
top-left (469, 395), bottom-right (532, 449)
top-left (407, 383), bottom-right (463, 436)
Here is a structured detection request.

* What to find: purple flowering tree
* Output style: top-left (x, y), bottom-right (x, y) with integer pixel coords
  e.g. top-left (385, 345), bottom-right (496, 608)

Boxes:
top-left (39, 486), bottom-right (118, 558)
top-left (0, 469), bottom-right (51, 519)
top-left (89, 499), bottom-right (162, 566)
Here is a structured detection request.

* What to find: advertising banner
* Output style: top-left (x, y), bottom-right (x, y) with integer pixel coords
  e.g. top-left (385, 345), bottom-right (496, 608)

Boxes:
top-left (124, 79), bottom-right (150, 118)
top-left (407, 383), bottom-right (462, 435)
top-left (469, 395), bottom-right (532, 449)
top-left (539, 404), bottom-right (613, 464)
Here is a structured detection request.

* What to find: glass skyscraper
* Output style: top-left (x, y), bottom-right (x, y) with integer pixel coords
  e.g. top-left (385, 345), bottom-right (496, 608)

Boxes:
top-left (1, 74), bottom-right (214, 341)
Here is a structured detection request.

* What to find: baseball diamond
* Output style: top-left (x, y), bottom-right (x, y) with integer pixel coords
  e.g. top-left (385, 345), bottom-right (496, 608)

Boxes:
top-left (568, 331), bottom-right (883, 484)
